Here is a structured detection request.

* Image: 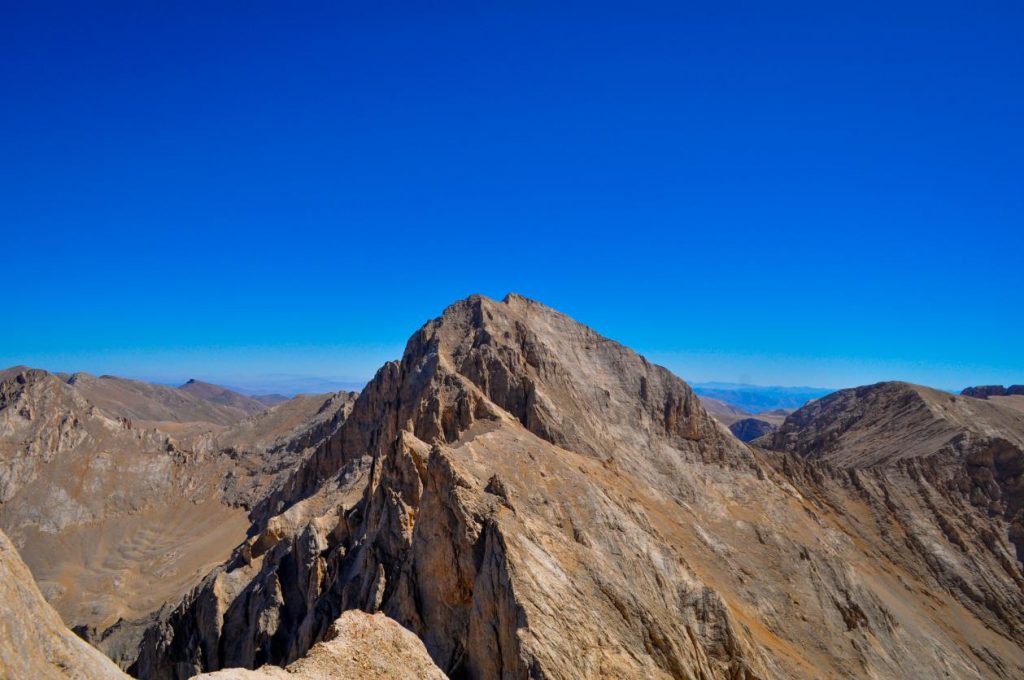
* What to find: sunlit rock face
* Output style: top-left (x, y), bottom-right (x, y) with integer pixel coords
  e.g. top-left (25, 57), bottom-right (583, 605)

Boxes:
top-left (0, 527), bottom-right (129, 680)
top-left (6, 295), bottom-right (1024, 680)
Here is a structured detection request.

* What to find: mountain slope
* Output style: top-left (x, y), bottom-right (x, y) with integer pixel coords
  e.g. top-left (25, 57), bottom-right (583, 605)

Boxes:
top-left (0, 527), bottom-right (129, 679)
top-left (698, 395), bottom-right (751, 424)
top-left (728, 417), bottom-right (777, 442)
top-left (0, 368), bottom-right (252, 638)
top-left (64, 372), bottom-right (253, 428)
top-left (699, 396), bottom-right (789, 429)
top-left (179, 379), bottom-right (269, 416)
top-left (133, 295), bottom-right (1024, 680)
top-left (251, 394), bottom-right (289, 407)
top-left (756, 380), bottom-right (1024, 648)
top-left (763, 381), bottom-right (1024, 467)
top-left (0, 368), bottom-right (359, 669)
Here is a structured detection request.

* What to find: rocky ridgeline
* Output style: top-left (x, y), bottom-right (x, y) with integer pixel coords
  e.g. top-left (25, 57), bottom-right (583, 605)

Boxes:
top-left (758, 381), bottom-right (1024, 615)
top-left (3, 295), bottom-right (1024, 679)
top-left (0, 525), bottom-right (442, 680)
top-left (120, 295), bottom-right (1024, 680)
top-left (191, 611), bottom-right (445, 679)
top-left (0, 365), bottom-right (359, 670)
top-left (962, 385), bottom-right (1024, 399)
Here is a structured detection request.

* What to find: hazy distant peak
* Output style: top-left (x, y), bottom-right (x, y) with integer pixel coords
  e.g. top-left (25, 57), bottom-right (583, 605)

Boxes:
top-left (251, 393), bottom-right (289, 406)
top-left (178, 379), bottom-right (267, 416)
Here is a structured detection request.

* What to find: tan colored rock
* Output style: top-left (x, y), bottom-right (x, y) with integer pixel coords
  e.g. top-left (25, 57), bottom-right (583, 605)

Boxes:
top-left (0, 367), bottom-right (358, 669)
top-left (190, 610), bottom-right (445, 679)
top-left (0, 527), bottom-right (129, 679)
top-left (10, 295), bottom-right (1024, 680)
top-left (134, 295), bottom-right (1024, 680)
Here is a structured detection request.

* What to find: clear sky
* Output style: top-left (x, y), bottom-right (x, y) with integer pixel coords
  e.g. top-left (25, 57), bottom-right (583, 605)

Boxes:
top-left (2, 1), bottom-right (1021, 392)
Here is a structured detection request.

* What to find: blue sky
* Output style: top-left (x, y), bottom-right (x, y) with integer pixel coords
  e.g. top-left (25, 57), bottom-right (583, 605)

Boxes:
top-left (1, 1), bottom-right (1021, 392)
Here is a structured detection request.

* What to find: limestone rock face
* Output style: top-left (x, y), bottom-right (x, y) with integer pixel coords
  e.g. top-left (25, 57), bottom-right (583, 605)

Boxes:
top-left (132, 295), bottom-right (1024, 680)
top-left (190, 611), bottom-right (445, 679)
top-left (0, 367), bottom-right (358, 669)
top-left (136, 294), bottom-right (770, 679)
top-left (0, 527), bottom-right (129, 680)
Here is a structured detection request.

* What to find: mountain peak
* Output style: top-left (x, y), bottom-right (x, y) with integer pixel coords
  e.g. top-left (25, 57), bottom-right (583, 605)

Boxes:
top-left (400, 291), bottom-right (748, 475)
top-left (178, 379), bottom-right (266, 416)
top-left (762, 379), bottom-right (1024, 467)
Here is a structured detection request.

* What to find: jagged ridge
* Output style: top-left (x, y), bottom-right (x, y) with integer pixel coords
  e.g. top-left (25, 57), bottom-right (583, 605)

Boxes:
top-left (132, 295), bottom-right (1024, 680)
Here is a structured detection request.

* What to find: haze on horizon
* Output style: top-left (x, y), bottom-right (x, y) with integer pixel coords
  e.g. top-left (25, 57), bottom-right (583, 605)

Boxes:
top-left (2, 2), bottom-right (1021, 393)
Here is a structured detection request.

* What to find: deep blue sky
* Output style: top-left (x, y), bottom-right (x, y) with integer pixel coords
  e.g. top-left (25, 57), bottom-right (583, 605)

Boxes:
top-left (2, 1), bottom-right (1021, 392)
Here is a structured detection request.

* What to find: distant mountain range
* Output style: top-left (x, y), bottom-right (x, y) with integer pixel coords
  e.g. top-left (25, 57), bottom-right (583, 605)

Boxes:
top-left (691, 381), bottom-right (833, 413)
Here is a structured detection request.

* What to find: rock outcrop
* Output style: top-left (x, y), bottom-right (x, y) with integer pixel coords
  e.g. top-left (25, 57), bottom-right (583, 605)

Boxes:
top-left (192, 611), bottom-right (445, 679)
top-left (962, 385), bottom-right (1024, 399)
top-left (0, 527), bottom-right (129, 679)
top-left (0, 367), bottom-right (358, 669)
top-left (131, 295), bottom-right (1024, 680)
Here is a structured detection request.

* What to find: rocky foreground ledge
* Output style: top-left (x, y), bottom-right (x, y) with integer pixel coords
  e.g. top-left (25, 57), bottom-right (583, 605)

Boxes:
top-left (192, 611), bottom-right (445, 679)
top-left (0, 528), bottom-right (128, 679)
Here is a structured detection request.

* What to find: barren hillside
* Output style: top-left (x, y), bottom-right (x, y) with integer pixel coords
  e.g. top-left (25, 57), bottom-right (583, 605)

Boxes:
top-left (0, 368), bottom-right (358, 667)
top-left (126, 295), bottom-right (1024, 680)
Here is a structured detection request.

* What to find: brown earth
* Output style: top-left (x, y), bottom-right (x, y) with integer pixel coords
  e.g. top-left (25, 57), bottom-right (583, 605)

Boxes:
top-left (0, 527), bottom-right (129, 679)
top-left (178, 379), bottom-right (269, 417)
top-left (66, 373), bottom-right (256, 428)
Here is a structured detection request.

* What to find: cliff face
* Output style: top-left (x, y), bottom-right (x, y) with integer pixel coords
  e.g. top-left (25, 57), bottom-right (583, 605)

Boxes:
top-left (0, 367), bottom-right (358, 668)
top-left (132, 295), bottom-right (1024, 680)
top-left (0, 527), bottom-right (129, 680)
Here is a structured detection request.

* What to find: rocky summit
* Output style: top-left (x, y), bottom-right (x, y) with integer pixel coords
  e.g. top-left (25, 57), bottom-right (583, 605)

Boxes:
top-left (2, 294), bottom-right (1024, 679)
